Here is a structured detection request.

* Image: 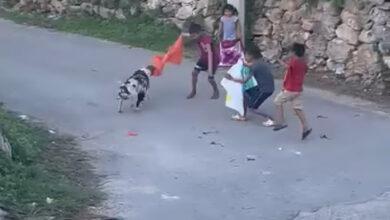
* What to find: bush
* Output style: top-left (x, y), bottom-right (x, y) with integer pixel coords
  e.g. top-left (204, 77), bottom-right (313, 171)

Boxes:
top-left (0, 109), bottom-right (101, 219)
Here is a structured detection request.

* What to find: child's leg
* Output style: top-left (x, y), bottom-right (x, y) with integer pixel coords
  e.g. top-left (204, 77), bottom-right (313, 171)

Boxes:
top-left (208, 75), bottom-right (219, 99)
top-left (291, 95), bottom-right (309, 129)
top-left (275, 104), bottom-right (285, 125)
top-left (243, 90), bottom-right (253, 118)
top-left (232, 91), bottom-right (248, 121)
top-left (243, 94), bottom-right (248, 118)
top-left (292, 97), bottom-right (312, 140)
top-left (187, 69), bottom-right (200, 99)
top-left (294, 109), bottom-right (309, 131)
top-left (272, 91), bottom-right (288, 131)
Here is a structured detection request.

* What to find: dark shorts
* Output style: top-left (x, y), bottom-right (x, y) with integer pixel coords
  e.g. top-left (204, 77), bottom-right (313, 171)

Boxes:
top-left (244, 87), bottom-right (273, 109)
top-left (194, 59), bottom-right (218, 74)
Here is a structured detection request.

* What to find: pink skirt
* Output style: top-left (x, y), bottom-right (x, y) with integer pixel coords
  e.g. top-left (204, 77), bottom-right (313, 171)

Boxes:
top-left (219, 40), bottom-right (243, 68)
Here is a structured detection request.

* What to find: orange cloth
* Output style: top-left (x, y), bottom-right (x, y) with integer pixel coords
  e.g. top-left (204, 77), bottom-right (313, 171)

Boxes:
top-left (152, 36), bottom-right (183, 76)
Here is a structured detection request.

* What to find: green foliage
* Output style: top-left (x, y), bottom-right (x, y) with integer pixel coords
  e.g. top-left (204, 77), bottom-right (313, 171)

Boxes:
top-left (0, 109), bottom-right (101, 219)
top-left (330, 0), bottom-right (345, 9)
top-left (0, 11), bottom-right (180, 52)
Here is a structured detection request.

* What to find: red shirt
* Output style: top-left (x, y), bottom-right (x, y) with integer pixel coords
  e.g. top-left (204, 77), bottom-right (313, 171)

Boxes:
top-left (197, 35), bottom-right (219, 64)
top-left (283, 57), bottom-right (308, 92)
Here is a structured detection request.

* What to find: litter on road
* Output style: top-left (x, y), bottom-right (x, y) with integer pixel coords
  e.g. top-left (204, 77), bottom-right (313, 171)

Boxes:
top-left (317, 115), bottom-right (328, 119)
top-left (19, 114), bottom-right (28, 120)
top-left (294, 151), bottom-right (302, 156)
top-left (261, 171), bottom-right (272, 175)
top-left (46, 197), bottom-right (54, 204)
top-left (246, 155), bottom-right (257, 161)
top-left (161, 194), bottom-right (180, 201)
top-left (127, 131), bottom-right (138, 137)
top-left (210, 141), bottom-right (224, 147)
top-left (202, 130), bottom-right (219, 135)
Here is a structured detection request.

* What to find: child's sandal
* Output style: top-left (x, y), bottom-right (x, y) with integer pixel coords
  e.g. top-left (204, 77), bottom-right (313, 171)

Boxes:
top-left (262, 119), bottom-right (275, 127)
top-left (231, 114), bottom-right (247, 121)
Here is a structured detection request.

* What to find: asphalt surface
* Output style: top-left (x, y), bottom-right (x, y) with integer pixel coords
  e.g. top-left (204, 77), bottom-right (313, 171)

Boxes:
top-left (1, 19), bottom-right (390, 220)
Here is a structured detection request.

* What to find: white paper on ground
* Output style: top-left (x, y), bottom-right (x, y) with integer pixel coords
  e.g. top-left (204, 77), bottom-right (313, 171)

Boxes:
top-left (221, 60), bottom-right (244, 116)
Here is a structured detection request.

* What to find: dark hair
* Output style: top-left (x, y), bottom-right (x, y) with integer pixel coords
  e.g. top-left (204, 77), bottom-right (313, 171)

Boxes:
top-left (245, 46), bottom-right (262, 59)
top-left (292, 43), bottom-right (305, 57)
top-left (223, 4), bottom-right (238, 15)
top-left (188, 23), bottom-right (202, 34)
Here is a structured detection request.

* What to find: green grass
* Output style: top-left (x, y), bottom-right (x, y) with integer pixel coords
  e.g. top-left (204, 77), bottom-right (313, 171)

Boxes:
top-left (0, 108), bottom-right (102, 219)
top-left (0, 10), bottom-right (180, 52)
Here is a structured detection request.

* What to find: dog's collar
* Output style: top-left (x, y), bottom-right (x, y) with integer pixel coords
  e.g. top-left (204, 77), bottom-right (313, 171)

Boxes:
top-left (140, 68), bottom-right (151, 76)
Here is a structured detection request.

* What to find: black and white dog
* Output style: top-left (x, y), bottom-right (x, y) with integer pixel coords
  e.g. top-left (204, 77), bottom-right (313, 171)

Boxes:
top-left (118, 66), bottom-right (155, 113)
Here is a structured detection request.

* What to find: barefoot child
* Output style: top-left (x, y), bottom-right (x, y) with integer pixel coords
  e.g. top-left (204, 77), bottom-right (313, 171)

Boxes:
top-left (187, 23), bottom-right (220, 99)
top-left (266, 43), bottom-right (312, 140)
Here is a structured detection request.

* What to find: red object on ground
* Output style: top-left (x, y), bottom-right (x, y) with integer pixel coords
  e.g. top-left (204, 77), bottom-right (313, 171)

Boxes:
top-left (152, 35), bottom-right (183, 76)
top-left (127, 131), bottom-right (138, 137)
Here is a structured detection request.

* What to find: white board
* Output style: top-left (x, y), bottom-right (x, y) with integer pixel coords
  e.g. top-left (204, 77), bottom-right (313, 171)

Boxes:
top-left (221, 60), bottom-right (244, 116)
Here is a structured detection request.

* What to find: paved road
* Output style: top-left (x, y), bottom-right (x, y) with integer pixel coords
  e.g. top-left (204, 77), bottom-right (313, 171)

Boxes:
top-left (1, 19), bottom-right (390, 220)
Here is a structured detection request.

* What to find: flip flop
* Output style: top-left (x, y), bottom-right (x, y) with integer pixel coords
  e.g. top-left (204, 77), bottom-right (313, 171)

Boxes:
top-left (231, 114), bottom-right (247, 121)
top-left (302, 128), bottom-right (312, 140)
top-left (273, 124), bottom-right (288, 131)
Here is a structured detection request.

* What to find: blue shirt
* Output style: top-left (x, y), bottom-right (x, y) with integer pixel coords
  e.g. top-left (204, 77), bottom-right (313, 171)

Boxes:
top-left (251, 61), bottom-right (275, 93)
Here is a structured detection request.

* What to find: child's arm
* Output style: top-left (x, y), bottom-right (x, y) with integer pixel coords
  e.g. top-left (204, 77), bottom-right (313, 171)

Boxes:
top-left (225, 74), bottom-right (244, 84)
top-left (228, 72), bottom-right (253, 84)
top-left (204, 44), bottom-right (214, 77)
top-left (278, 58), bottom-right (288, 68)
top-left (225, 73), bottom-right (233, 80)
top-left (218, 20), bottom-right (223, 41)
top-left (233, 72), bottom-right (253, 84)
top-left (235, 19), bottom-right (242, 40)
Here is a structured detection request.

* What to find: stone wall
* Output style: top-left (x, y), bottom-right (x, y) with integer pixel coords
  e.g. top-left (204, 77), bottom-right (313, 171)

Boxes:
top-left (4, 0), bottom-right (390, 94)
top-left (5, 0), bottom-right (225, 32)
top-left (144, 0), bottom-right (225, 32)
top-left (142, 0), bottom-right (390, 95)
top-left (251, 0), bottom-right (390, 95)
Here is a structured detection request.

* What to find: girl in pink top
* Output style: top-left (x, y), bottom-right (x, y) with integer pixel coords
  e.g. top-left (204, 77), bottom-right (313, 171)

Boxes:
top-left (218, 4), bottom-right (243, 67)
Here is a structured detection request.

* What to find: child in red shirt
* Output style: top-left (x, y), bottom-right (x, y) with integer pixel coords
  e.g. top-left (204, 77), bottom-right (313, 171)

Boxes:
top-left (186, 23), bottom-right (220, 99)
top-left (266, 43), bottom-right (312, 140)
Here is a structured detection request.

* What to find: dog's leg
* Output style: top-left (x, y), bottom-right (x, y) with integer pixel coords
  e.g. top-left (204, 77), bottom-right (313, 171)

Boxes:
top-left (145, 91), bottom-right (150, 101)
top-left (118, 99), bottom-right (124, 113)
top-left (135, 92), bottom-right (145, 110)
top-left (130, 95), bottom-right (135, 108)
